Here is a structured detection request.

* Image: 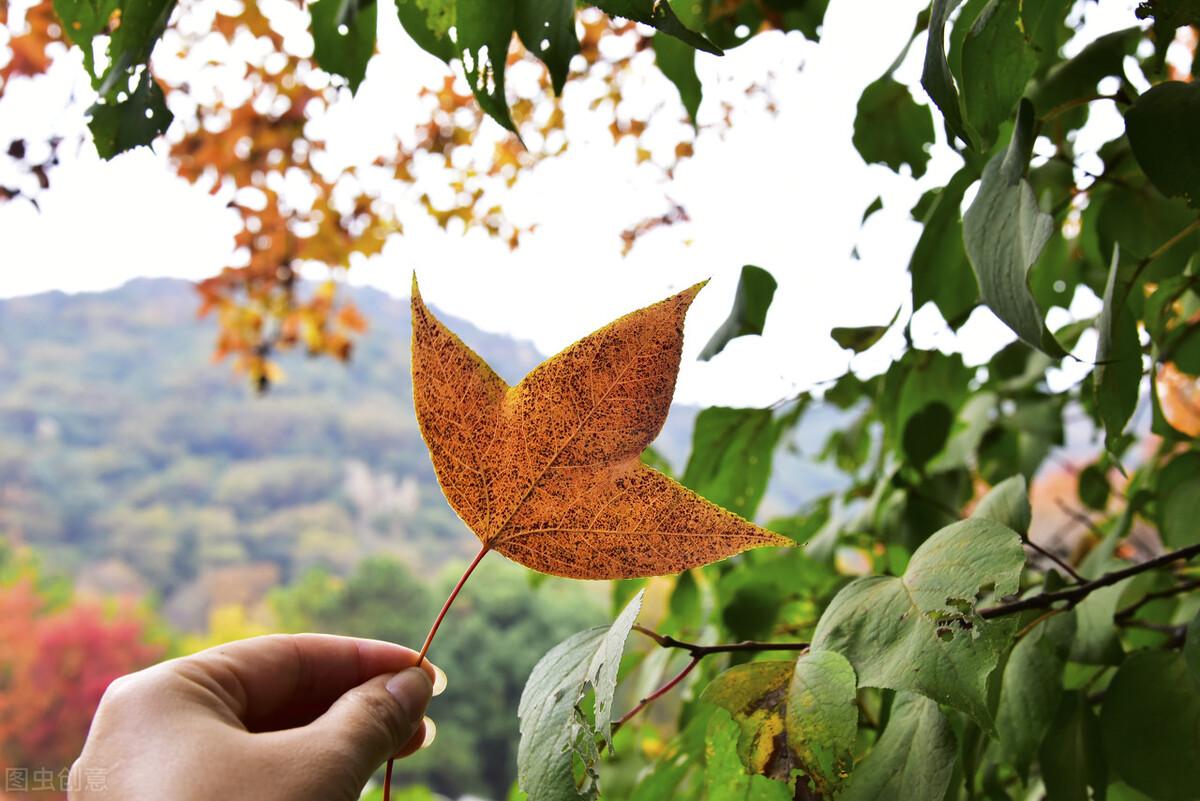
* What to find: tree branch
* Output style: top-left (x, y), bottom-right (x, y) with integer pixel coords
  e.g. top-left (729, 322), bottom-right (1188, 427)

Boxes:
top-left (1115, 578), bottom-right (1200, 621)
top-left (980, 543), bottom-right (1200, 619)
top-left (612, 627), bottom-right (810, 731)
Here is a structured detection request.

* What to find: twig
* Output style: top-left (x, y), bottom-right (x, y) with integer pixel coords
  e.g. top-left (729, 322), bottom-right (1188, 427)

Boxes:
top-left (1114, 578), bottom-right (1200, 621)
top-left (612, 628), bottom-right (810, 731)
top-left (632, 626), bottom-right (810, 657)
top-left (1130, 217), bottom-right (1200, 287)
top-left (1022, 536), bottom-right (1085, 583)
top-left (980, 543), bottom-right (1200, 619)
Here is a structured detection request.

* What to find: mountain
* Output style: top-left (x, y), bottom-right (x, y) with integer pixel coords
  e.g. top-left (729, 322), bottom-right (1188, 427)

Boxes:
top-left (0, 279), bottom-right (843, 628)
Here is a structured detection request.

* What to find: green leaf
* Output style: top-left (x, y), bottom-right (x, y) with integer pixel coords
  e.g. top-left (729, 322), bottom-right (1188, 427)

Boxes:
top-left (1040, 691), bottom-right (1107, 801)
top-left (515, 0), bottom-right (578, 95)
top-left (704, 711), bottom-right (792, 801)
top-left (901, 402), bottom-right (954, 472)
top-left (831, 308), bottom-right (900, 354)
top-left (517, 590), bottom-right (644, 801)
top-left (853, 75), bottom-right (934, 178)
top-left (88, 70), bottom-right (172, 159)
top-left (591, 0), bottom-right (722, 55)
top-left (654, 34), bottom-right (701, 124)
top-left (909, 167), bottom-right (979, 326)
top-left (396, 0), bottom-right (456, 61)
top-left (971, 475), bottom-right (1030, 536)
top-left (787, 650), bottom-right (858, 797)
top-left (811, 517), bottom-right (1025, 728)
top-left (1095, 246), bottom-right (1142, 454)
top-left (958, 0), bottom-right (1037, 150)
top-left (456, 0), bottom-right (517, 131)
top-left (1158, 452), bottom-right (1200, 548)
top-left (1126, 80), bottom-right (1200, 209)
top-left (884, 350), bottom-right (973, 453)
top-left (1068, 538), bottom-right (1126, 665)
top-left (95, 0), bottom-right (176, 97)
top-left (682, 406), bottom-right (787, 520)
top-left (699, 266), bottom-right (778, 361)
top-left (1028, 27), bottom-right (1139, 116)
top-left (1100, 650), bottom-right (1200, 801)
top-left (53, 0), bottom-right (120, 79)
top-left (839, 693), bottom-right (957, 801)
top-left (996, 611), bottom-right (1075, 777)
top-left (701, 660), bottom-right (796, 781)
top-left (922, 0), bottom-right (972, 147)
top-left (1078, 463), bottom-right (1111, 511)
top-left (962, 99), bottom-right (1066, 357)
top-left (861, 196), bottom-right (884, 225)
top-left (311, 0), bottom-right (378, 92)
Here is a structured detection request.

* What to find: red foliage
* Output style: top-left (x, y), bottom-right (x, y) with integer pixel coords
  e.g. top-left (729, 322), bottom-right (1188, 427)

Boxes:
top-left (0, 581), bottom-right (164, 790)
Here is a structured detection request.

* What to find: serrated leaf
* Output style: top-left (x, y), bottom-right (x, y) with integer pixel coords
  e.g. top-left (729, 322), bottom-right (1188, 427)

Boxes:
top-left (456, 0), bottom-right (516, 131)
top-left (699, 265), bottom-right (777, 361)
top-left (311, 0), bottom-right (377, 92)
top-left (517, 591), bottom-right (644, 801)
top-left (592, 0), bottom-right (722, 55)
top-left (515, 0), bottom-right (578, 95)
top-left (811, 517), bottom-right (1025, 728)
top-left (971, 475), bottom-right (1030, 537)
top-left (411, 278), bottom-right (790, 579)
top-left (922, 0), bottom-right (972, 147)
top-left (786, 650), bottom-right (858, 797)
top-left (962, 99), bottom-right (1066, 357)
top-left (681, 406), bottom-right (787, 520)
top-left (1126, 80), bottom-right (1200, 209)
top-left (996, 610), bottom-right (1075, 777)
top-left (853, 75), bottom-right (934, 178)
top-left (88, 70), bottom-right (172, 159)
top-left (909, 167), bottom-right (979, 325)
top-left (839, 693), bottom-right (957, 801)
top-left (1100, 650), bottom-right (1200, 801)
top-left (1095, 246), bottom-right (1142, 453)
top-left (958, 0), bottom-right (1037, 149)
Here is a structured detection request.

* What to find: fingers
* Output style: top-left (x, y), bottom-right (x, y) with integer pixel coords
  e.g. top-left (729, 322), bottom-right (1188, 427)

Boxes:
top-left (178, 634), bottom-right (439, 730)
top-left (308, 668), bottom-right (434, 787)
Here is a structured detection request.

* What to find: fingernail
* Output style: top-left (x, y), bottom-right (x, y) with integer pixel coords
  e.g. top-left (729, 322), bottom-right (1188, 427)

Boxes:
top-left (431, 664), bottom-right (448, 697)
top-left (386, 668), bottom-right (432, 721)
top-left (420, 717), bottom-right (437, 749)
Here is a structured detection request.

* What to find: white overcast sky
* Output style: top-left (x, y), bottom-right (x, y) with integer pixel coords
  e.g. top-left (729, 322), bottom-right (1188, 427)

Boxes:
top-left (0, 0), bottom-right (1148, 406)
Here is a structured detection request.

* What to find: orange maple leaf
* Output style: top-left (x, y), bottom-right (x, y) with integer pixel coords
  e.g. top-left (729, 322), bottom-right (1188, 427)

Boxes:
top-left (410, 277), bottom-right (791, 580)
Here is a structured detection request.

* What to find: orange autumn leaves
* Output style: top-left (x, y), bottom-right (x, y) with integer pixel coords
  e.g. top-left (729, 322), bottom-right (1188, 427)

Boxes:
top-left (411, 279), bottom-right (789, 579)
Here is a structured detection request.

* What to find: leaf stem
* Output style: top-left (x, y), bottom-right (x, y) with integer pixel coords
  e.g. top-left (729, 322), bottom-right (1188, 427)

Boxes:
top-left (418, 541), bottom-right (491, 664)
top-left (979, 542), bottom-right (1200, 619)
top-left (1021, 535), bottom-right (1085, 583)
top-left (613, 655), bottom-right (701, 731)
top-left (1114, 578), bottom-right (1200, 621)
top-left (385, 542), bottom-right (489, 801)
top-left (1130, 216), bottom-right (1200, 287)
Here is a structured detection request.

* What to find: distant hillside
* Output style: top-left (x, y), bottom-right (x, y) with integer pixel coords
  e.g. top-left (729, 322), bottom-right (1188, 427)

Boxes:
top-left (0, 279), bottom-right (843, 628)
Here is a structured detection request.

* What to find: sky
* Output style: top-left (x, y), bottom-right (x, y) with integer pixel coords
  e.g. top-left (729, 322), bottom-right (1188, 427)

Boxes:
top-left (0, 0), bottom-right (1149, 406)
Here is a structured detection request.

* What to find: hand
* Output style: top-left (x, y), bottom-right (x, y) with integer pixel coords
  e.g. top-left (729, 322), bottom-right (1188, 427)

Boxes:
top-left (70, 634), bottom-right (442, 801)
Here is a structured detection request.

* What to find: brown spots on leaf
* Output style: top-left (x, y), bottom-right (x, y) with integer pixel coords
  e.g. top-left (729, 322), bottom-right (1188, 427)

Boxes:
top-left (411, 278), bottom-right (791, 579)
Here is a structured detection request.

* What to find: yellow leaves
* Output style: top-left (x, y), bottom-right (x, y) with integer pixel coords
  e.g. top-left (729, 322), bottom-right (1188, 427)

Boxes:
top-left (1158, 362), bottom-right (1200, 436)
top-left (411, 278), bottom-right (790, 580)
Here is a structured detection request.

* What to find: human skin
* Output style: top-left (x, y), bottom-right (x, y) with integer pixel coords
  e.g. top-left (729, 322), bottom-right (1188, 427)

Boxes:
top-left (70, 634), bottom-right (442, 801)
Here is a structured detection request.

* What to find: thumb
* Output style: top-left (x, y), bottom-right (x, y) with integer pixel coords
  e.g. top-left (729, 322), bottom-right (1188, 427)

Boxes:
top-left (312, 667), bottom-right (432, 784)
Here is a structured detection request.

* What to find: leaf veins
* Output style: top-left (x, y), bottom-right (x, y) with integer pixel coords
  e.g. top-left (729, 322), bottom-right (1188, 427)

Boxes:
top-left (411, 277), bottom-right (791, 579)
